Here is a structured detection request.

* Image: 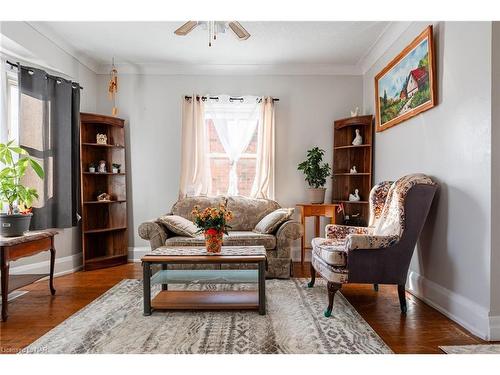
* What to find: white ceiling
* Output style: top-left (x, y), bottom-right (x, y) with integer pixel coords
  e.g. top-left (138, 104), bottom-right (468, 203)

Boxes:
top-left (28, 21), bottom-right (392, 74)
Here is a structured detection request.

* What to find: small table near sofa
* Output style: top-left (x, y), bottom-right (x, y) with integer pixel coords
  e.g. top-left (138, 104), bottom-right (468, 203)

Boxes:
top-left (141, 246), bottom-right (267, 316)
top-left (1, 230), bottom-right (57, 322)
top-left (296, 203), bottom-right (340, 264)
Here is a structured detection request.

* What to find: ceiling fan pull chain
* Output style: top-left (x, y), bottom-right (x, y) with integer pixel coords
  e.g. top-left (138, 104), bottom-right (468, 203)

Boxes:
top-left (208, 21), bottom-right (212, 47)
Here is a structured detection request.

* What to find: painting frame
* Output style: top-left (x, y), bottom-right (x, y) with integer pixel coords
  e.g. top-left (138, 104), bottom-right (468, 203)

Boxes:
top-left (374, 25), bottom-right (436, 132)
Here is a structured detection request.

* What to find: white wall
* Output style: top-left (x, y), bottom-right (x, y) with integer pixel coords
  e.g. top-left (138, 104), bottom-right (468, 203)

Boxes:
top-left (363, 21), bottom-right (495, 339)
top-left (1, 22), bottom-right (97, 275)
top-left (490, 22), bottom-right (500, 331)
top-left (95, 74), bottom-right (363, 256)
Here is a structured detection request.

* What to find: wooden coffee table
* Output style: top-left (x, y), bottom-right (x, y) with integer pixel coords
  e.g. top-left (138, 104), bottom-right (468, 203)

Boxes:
top-left (141, 246), bottom-right (267, 316)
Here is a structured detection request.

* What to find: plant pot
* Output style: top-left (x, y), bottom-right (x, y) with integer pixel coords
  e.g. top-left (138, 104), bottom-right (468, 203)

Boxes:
top-left (89, 167), bottom-right (96, 173)
top-left (112, 168), bottom-right (118, 174)
top-left (0, 213), bottom-right (33, 237)
top-left (307, 188), bottom-right (326, 204)
top-left (204, 229), bottom-right (223, 253)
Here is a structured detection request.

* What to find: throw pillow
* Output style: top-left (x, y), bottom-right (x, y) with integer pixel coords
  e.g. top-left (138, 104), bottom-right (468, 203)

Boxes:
top-left (253, 208), bottom-right (294, 234)
top-left (158, 215), bottom-right (198, 237)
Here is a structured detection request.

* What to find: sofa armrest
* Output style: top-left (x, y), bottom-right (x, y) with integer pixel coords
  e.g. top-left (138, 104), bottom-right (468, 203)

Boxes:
top-left (276, 220), bottom-right (303, 258)
top-left (346, 233), bottom-right (399, 250)
top-left (325, 224), bottom-right (371, 240)
top-left (138, 220), bottom-right (169, 250)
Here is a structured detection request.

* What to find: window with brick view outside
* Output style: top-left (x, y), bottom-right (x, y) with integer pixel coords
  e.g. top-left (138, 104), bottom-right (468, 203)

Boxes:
top-left (4, 72), bottom-right (47, 205)
top-left (207, 119), bottom-right (258, 197)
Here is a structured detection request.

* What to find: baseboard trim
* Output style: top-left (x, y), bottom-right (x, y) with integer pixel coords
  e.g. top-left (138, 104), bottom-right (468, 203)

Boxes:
top-left (128, 246), bottom-right (150, 262)
top-left (407, 271), bottom-right (498, 340)
top-left (10, 253), bottom-right (83, 278)
top-left (489, 316), bottom-right (500, 341)
top-left (0, 290), bottom-right (28, 306)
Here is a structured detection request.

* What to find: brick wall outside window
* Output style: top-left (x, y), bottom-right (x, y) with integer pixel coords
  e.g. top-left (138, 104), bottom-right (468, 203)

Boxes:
top-left (207, 120), bottom-right (257, 196)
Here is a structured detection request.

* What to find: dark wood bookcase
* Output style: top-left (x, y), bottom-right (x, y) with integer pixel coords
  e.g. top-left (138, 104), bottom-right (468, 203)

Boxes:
top-left (332, 115), bottom-right (374, 226)
top-left (80, 113), bottom-right (128, 270)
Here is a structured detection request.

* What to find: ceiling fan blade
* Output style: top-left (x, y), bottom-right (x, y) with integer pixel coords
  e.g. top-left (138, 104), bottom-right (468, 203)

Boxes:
top-left (228, 21), bottom-right (250, 40)
top-left (174, 21), bottom-right (199, 36)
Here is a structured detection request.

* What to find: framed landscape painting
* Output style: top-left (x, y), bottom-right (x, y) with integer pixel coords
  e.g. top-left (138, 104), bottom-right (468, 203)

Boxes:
top-left (375, 25), bottom-right (436, 132)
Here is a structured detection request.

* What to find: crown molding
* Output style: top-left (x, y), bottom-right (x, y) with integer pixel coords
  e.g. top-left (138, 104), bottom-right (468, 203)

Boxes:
top-left (26, 22), bottom-right (100, 73)
top-left (95, 62), bottom-right (362, 76)
top-left (21, 20), bottom-right (412, 77)
top-left (0, 36), bottom-right (74, 79)
top-left (356, 21), bottom-right (413, 75)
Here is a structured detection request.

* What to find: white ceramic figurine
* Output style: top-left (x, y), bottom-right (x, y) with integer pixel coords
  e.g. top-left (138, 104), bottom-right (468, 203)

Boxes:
top-left (348, 189), bottom-right (360, 201)
top-left (352, 129), bottom-right (363, 146)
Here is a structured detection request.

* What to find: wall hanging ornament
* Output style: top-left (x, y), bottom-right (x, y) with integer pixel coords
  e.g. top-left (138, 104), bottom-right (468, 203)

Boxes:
top-left (108, 57), bottom-right (118, 116)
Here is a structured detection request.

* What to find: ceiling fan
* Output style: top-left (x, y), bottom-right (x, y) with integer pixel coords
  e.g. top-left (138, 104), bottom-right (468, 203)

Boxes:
top-left (174, 21), bottom-right (250, 46)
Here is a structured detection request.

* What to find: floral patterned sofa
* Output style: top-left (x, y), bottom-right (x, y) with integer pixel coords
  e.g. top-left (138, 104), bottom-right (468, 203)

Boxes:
top-left (309, 174), bottom-right (437, 317)
top-left (138, 196), bottom-right (303, 278)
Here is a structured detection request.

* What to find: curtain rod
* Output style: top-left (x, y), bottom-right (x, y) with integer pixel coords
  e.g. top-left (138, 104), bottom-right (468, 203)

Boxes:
top-left (6, 60), bottom-right (84, 90)
top-left (184, 95), bottom-right (279, 102)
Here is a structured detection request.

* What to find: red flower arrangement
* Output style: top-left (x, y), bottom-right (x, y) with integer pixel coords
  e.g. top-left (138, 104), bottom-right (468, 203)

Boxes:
top-left (191, 203), bottom-right (233, 253)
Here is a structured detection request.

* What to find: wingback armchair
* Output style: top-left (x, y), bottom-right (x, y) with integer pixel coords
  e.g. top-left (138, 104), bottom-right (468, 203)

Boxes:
top-left (309, 174), bottom-right (437, 317)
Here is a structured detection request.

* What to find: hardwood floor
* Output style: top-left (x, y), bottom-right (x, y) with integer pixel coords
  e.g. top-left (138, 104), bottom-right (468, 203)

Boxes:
top-left (293, 263), bottom-right (485, 353)
top-left (0, 262), bottom-right (484, 354)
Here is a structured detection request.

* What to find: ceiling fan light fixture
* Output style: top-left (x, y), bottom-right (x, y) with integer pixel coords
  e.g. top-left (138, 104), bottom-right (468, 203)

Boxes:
top-left (174, 21), bottom-right (250, 46)
top-left (174, 21), bottom-right (198, 36)
top-left (228, 21), bottom-right (250, 40)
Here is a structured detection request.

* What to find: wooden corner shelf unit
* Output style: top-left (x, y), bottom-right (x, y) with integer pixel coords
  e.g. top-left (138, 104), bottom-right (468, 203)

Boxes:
top-left (332, 115), bottom-right (374, 226)
top-left (80, 113), bottom-right (128, 271)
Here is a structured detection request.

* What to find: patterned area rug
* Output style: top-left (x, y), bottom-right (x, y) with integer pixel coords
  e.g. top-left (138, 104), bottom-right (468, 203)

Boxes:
top-left (23, 279), bottom-right (392, 354)
top-left (440, 345), bottom-right (500, 354)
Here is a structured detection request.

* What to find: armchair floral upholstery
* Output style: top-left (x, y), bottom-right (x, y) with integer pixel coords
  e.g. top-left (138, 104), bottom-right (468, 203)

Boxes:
top-left (309, 173), bottom-right (437, 317)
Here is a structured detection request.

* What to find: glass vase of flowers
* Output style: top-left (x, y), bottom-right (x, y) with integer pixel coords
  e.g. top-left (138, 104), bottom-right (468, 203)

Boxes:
top-left (191, 203), bottom-right (233, 253)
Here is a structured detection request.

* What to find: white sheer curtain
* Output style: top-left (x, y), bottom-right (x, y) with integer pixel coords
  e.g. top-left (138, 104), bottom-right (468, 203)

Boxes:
top-left (251, 97), bottom-right (275, 199)
top-left (179, 95), bottom-right (211, 198)
top-left (0, 58), bottom-right (9, 143)
top-left (205, 95), bottom-right (259, 196)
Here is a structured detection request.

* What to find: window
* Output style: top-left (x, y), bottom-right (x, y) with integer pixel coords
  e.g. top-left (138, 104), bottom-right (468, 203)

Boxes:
top-left (204, 96), bottom-right (260, 197)
top-left (180, 94), bottom-right (274, 199)
top-left (3, 67), bottom-right (47, 207)
top-left (3, 70), bottom-right (19, 144)
top-left (207, 118), bottom-right (258, 196)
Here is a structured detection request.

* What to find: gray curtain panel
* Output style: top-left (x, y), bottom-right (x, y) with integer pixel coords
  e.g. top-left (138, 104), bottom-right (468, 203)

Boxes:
top-left (18, 65), bottom-right (81, 229)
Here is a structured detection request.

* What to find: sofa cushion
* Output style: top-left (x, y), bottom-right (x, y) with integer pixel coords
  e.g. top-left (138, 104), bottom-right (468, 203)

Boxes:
top-left (311, 253), bottom-right (349, 284)
top-left (158, 215), bottom-right (198, 237)
top-left (226, 196), bottom-right (280, 231)
top-left (164, 231), bottom-right (277, 250)
top-left (253, 208), bottom-right (294, 234)
top-left (225, 231), bottom-right (276, 249)
top-left (311, 237), bottom-right (347, 267)
top-left (171, 196), bottom-right (226, 221)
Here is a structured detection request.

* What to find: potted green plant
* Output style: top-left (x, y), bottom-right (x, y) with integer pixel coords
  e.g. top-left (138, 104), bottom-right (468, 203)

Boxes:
top-left (0, 140), bottom-right (45, 236)
top-left (88, 162), bottom-right (97, 173)
top-left (297, 147), bottom-right (331, 204)
top-left (112, 163), bottom-right (121, 174)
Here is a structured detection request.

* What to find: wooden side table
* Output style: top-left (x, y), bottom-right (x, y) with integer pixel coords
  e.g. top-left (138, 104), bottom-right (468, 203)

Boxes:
top-left (1, 230), bottom-right (58, 321)
top-left (296, 203), bottom-right (340, 264)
